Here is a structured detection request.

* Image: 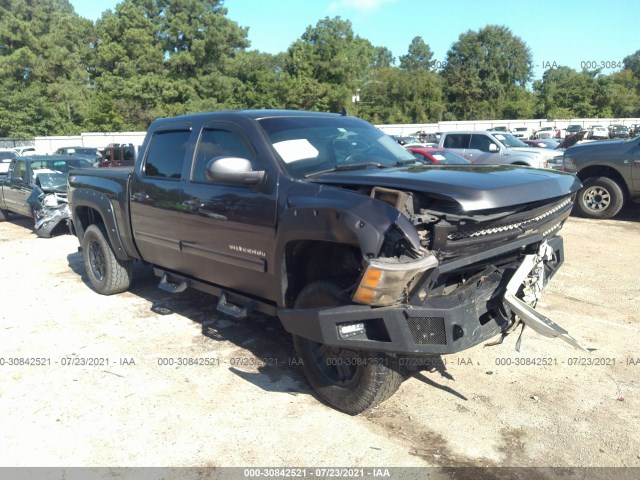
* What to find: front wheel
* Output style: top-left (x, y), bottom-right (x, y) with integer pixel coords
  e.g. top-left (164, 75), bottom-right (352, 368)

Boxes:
top-left (293, 281), bottom-right (403, 415)
top-left (0, 209), bottom-right (9, 222)
top-left (82, 224), bottom-right (133, 295)
top-left (577, 176), bottom-right (625, 219)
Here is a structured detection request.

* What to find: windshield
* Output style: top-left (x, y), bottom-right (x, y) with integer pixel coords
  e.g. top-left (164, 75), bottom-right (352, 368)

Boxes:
top-left (492, 133), bottom-right (528, 148)
top-left (258, 115), bottom-right (416, 178)
top-left (33, 169), bottom-right (67, 192)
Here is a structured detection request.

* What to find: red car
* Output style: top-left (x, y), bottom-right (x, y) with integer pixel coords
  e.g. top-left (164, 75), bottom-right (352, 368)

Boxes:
top-left (405, 147), bottom-right (470, 165)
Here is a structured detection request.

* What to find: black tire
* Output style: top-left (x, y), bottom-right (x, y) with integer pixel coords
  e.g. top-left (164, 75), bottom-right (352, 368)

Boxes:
top-left (293, 281), bottom-right (403, 415)
top-left (82, 224), bottom-right (133, 295)
top-left (577, 176), bottom-right (625, 219)
top-left (0, 209), bottom-right (9, 222)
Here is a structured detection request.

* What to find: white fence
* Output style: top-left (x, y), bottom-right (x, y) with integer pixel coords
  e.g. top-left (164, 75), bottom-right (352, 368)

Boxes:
top-left (376, 118), bottom-right (640, 135)
top-left (23, 116), bottom-right (640, 154)
top-left (33, 131), bottom-right (146, 155)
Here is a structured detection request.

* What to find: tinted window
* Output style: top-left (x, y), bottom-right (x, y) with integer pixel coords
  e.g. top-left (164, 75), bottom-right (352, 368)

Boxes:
top-left (144, 130), bottom-right (190, 179)
top-left (470, 134), bottom-right (495, 152)
top-left (193, 128), bottom-right (256, 182)
top-left (13, 160), bottom-right (27, 182)
top-left (443, 134), bottom-right (470, 149)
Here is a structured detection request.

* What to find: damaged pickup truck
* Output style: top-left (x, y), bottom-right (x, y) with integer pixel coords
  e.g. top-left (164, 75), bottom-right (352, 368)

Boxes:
top-left (68, 110), bottom-right (584, 414)
top-left (0, 155), bottom-right (94, 237)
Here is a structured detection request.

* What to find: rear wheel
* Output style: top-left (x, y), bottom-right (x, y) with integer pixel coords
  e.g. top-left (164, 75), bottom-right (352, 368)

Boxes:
top-left (0, 209), bottom-right (9, 222)
top-left (293, 281), bottom-right (403, 415)
top-left (577, 176), bottom-right (624, 219)
top-left (82, 224), bottom-right (133, 295)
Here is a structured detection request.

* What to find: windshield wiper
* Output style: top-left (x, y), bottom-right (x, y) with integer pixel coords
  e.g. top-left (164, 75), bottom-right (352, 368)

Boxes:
top-left (395, 159), bottom-right (422, 166)
top-left (305, 162), bottom-right (388, 177)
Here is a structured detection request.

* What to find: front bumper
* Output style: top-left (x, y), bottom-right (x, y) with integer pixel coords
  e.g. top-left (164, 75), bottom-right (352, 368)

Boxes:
top-left (278, 236), bottom-right (565, 355)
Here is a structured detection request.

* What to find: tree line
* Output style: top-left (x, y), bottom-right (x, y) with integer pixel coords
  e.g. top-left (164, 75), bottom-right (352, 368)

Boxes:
top-left (1, 0), bottom-right (639, 138)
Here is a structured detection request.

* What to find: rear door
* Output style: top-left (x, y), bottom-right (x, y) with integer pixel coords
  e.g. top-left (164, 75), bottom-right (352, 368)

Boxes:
top-left (130, 124), bottom-right (193, 271)
top-left (179, 122), bottom-right (278, 301)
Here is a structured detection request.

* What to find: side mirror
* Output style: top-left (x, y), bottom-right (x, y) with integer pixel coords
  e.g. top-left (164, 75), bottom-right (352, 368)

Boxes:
top-left (206, 157), bottom-right (265, 185)
top-left (489, 144), bottom-right (499, 152)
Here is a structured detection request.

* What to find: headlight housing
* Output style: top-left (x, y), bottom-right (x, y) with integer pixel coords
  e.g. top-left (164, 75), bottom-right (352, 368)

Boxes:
top-left (353, 255), bottom-right (438, 306)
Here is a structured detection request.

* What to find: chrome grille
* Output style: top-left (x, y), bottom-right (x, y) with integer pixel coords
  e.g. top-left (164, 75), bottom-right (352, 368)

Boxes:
top-left (448, 197), bottom-right (572, 241)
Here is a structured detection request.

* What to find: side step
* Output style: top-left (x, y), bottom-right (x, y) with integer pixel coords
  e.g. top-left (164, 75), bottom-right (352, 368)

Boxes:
top-left (217, 291), bottom-right (256, 319)
top-left (158, 272), bottom-right (189, 293)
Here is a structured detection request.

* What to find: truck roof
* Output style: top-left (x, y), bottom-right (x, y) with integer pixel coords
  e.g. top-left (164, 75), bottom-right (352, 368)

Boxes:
top-left (151, 109), bottom-right (345, 126)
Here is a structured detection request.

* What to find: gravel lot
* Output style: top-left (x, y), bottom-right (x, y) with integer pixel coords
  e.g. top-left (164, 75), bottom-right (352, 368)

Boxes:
top-left (1, 206), bottom-right (639, 474)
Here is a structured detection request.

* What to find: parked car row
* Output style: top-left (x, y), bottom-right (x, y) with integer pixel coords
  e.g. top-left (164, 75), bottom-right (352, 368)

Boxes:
top-left (402, 127), bottom-right (638, 221)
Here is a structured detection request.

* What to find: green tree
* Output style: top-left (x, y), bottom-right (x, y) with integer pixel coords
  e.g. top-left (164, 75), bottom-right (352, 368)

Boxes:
top-left (399, 36), bottom-right (434, 71)
top-left (534, 66), bottom-right (600, 118)
top-left (285, 17), bottom-right (376, 112)
top-left (0, 0), bottom-right (94, 135)
top-left (91, 0), bottom-right (249, 129)
top-left (623, 49), bottom-right (640, 77)
top-left (442, 25), bottom-right (532, 119)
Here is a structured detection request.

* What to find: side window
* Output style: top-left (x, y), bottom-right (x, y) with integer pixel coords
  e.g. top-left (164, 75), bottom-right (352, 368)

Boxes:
top-left (470, 134), bottom-right (496, 152)
top-left (192, 128), bottom-right (256, 183)
top-left (13, 160), bottom-right (27, 182)
top-left (144, 130), bottom-right (190, 179)
top-left (443, 134), bottom-right (470, 149)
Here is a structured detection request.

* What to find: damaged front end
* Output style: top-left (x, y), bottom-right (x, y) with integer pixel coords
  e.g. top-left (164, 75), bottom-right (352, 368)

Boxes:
top-left (279, 183), bottom-right (586, 354)
top-left (27, 186), bottom-right (72, 238)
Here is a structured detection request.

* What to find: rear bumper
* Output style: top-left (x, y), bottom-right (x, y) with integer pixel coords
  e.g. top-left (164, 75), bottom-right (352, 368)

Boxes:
top-left (278, 236), bottom-right (564, 355)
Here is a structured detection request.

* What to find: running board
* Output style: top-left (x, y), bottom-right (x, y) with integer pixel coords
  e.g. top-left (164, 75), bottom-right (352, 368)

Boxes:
top-left (158, 272), bottom-right (189, 293)
top-left (217, 291), bottom-right (256, 319)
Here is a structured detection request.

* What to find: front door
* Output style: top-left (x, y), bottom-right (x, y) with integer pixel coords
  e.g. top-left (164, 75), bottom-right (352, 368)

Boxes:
top-left (180, 123), bottom-right (278, 302)
top-left (3, 159), bottom-right (32, 217)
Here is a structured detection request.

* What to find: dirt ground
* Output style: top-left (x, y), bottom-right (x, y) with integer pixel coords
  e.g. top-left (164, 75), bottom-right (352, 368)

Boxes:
top-left (0, 205), bottom-right (639, 474)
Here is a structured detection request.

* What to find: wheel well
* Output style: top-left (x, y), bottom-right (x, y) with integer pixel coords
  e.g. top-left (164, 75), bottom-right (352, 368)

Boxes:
top-left (283, 241), bottom-right (362, 308)
top-left (577, 166), bottom-right (629, 197)
top-left (511, 161), bottom-right (530, 166)
top-left (75, 206), bottom-right (106, 241)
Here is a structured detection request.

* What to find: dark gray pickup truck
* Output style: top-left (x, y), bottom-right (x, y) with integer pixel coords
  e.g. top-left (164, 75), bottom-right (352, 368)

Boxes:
top-left (68, 110), bottom-right (583, 414)
top-left (562, 135), bottom-right (640, 218)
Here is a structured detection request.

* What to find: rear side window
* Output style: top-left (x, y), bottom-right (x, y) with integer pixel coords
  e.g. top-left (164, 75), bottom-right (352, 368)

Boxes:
top-left (144, 130), bottom-right (190, 179)
top-left (443, 134), bottom-right (470, 149)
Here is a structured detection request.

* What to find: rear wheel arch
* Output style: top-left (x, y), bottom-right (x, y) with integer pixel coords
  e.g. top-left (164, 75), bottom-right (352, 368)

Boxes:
top-left (74, 205), bottom-right (106, 242)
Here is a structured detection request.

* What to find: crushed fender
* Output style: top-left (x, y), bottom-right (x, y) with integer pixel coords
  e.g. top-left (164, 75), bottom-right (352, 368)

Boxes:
top-left (27, 186), bottom-right (71, 238)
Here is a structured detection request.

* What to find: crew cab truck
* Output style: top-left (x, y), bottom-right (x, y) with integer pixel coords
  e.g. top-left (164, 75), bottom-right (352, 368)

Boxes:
top-left (439, 130), bottom-right (561, 169)
top-left (562, 135), bottom-right (640, 219)
top-left (68, 110), bottom-right (583, 414)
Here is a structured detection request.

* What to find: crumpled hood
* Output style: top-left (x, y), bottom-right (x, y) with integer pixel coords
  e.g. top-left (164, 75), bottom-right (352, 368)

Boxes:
top-left (309, 165), bottom-right (581, 212)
